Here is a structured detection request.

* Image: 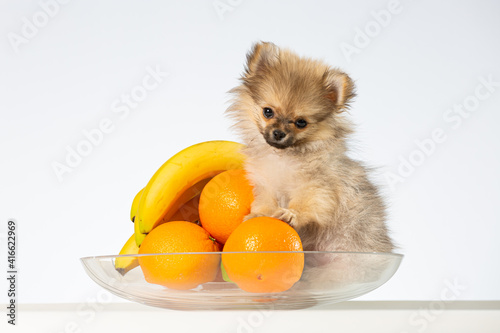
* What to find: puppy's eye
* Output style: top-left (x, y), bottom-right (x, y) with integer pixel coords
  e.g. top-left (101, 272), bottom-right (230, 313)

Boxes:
top-left (295, 119), bottom-right (307, 129)
top-left (263, 107), bottom-right (274, 119)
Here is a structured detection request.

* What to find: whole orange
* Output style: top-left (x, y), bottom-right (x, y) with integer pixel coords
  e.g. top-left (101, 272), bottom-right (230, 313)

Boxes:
top-left (222, 217), bottom-right (304, 293)
top-left (199, 169), bottom-right (254, 244)
top-left (138, 221), bottom-right (220, 290)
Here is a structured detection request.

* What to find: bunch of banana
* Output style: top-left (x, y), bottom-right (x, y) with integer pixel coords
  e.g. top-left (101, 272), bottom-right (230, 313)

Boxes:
top-left (114, 140), bottom-right (245, 275)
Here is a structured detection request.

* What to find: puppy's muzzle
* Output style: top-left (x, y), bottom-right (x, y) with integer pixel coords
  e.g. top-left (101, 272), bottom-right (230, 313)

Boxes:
top-left (273, 130), bottom-right (286, 141)
top-left (265, 129), bottom-right (293, 149)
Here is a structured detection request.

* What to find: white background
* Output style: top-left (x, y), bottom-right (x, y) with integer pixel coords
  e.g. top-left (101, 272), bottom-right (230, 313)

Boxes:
top-left (1, 0), bottom-right (499, 308)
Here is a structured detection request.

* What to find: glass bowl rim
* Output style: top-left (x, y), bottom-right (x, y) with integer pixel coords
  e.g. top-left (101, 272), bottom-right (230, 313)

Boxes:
top-left (80, 251), bottom-right (404, 261)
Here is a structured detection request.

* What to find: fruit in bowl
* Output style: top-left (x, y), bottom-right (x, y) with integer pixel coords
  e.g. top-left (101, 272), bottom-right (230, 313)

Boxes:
top-left (199, 169), bottom-right (254, 244)
top-left (114, 140), bottom-right (306, 293)
top-left (222, 216), bottom-right (304, 293)
top-left (138, 221), bottom-right (220, 290)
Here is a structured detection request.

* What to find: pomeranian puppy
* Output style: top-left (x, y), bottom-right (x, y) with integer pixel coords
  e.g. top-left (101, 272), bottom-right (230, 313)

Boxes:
top-left (226, 42), bottom-right (393, 254)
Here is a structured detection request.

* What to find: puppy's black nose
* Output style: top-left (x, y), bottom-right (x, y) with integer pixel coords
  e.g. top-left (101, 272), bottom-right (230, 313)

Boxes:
top-left (273, 129), bottom-right (286, 141)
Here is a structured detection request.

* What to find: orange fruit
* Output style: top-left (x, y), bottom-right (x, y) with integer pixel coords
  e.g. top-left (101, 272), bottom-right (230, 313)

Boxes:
top-left (138, 221), bottom-right (220, 290)
top-left (199, 169), bottom-right (254, 244)
top-left (222, 217), bottom-right (304, 293)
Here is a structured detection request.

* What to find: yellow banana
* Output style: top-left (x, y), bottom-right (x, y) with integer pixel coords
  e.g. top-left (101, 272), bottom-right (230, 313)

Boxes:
top-left (114, 234), bottom-right (140, 275)
top-left (134, 140), bottom-right (245, 246)
top-left (133, 180), bottom-right (209, 246)
top-left (135, 211), bottom-right (146, 246)
top-left (130, 188), bottom-right (144, 222)
top-left (157, 178), bottom-right (209, 224)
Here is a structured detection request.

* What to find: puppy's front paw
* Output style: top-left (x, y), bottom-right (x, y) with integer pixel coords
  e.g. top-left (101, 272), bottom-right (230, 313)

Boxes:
top-left (272, 208), bottom-right (298, 227)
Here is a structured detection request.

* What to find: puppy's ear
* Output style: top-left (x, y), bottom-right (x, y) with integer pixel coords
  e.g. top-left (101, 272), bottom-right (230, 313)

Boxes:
top-left (244, 41), bottom-right (279, 77)
top-left (323, 70), bottom-right (356, 111)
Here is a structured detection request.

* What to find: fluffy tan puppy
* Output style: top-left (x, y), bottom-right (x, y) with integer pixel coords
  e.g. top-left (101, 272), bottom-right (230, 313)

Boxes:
top-left (226, 42), bottom-right (393, 253)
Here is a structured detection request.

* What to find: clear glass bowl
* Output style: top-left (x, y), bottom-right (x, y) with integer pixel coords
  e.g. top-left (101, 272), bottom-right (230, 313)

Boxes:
top-left (81, 251), bottom-right (403, 310)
